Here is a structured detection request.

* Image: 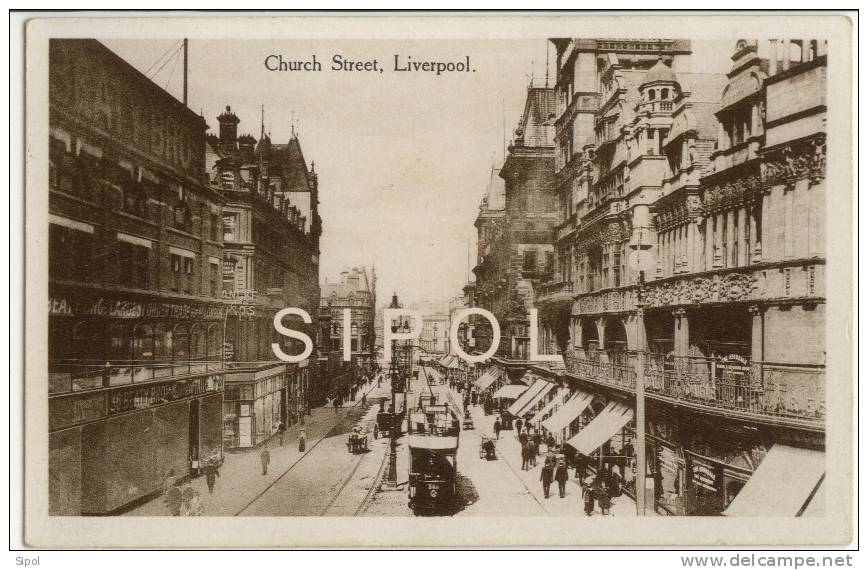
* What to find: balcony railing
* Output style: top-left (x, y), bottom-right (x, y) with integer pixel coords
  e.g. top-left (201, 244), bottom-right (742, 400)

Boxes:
top-left (536, 280), bottom-right (574, 304)
top-left (49, 360), bottom-right (225, 395)
top-left (563, 349), bottom-right (825, 426)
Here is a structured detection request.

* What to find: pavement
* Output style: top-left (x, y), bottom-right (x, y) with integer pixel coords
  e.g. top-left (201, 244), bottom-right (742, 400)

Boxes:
top-left (124, 379), bottom-right (389, 517)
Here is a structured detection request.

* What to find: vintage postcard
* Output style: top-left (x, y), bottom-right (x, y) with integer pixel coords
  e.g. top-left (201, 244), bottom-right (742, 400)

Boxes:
top-left (19, 12), bottom-right (855, 548)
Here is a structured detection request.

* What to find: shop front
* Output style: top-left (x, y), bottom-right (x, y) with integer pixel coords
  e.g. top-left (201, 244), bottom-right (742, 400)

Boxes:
top-left (48, 372), bottom-right (224, 515)
top-left (222, 363), bottom-right (288, 449)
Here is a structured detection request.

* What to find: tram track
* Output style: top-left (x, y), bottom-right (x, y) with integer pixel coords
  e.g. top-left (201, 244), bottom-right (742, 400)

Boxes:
top-left (234, 384), bottom-right (383, 517)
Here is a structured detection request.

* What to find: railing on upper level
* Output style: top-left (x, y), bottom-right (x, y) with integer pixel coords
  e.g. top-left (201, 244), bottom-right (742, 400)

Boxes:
top-left (563, 349), bottom-right (825, 427)
top-left (49, 360), bottom-right (225, 395)
top-left (536, 280), bottom-right (575, 305)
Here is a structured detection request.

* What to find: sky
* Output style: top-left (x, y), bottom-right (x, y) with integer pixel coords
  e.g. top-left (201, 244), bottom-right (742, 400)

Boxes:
top-left (104, 38), bottom-right (735, 307)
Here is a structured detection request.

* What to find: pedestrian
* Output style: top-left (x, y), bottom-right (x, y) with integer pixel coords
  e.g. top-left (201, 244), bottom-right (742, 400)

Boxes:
top-left (186, 490), bottom-right (204, 516)
top-left (277, 420), bottom-right (286, 446)
top-left (181, 482), bottom-right (195, 514)
top-left (260, 448), bottom-right (270, 476)
top-left (515, 418), bottom-right (523, 434)
top-left (373, 422), bottom-right (379, 440)
top-left (595, 473), bottom-right (611, 515)
top-left (540, 458), bottom-right (554, 499)
top-left (165, 480), bottom-right (183, 516)
top-left (298, 427), bottom-right (307, 452)
top-left (582, 475), bottom-right (596, 515)
top-left (555, 460), bottom-right (569, 498)
top-left (493, 417), bottom-right (501, 439)
top-left (610, 465), bottom-right (623, 498)
top-left (162, 469), bottom-right (176, 499)
top-left (575, 453), bottom-right (588, 480)
top-left (531, 438), bottom-right (539, 467)
top-left (203, 460), bottom-right (220, 494)
top-left (523, 441), bottom-right (535, 470)
top-left (362, 392), bottom-right (367, 407)
top-left (333, 397), bottom-right (339, 414)
top-left (519, 430), bottom-right (528, 447)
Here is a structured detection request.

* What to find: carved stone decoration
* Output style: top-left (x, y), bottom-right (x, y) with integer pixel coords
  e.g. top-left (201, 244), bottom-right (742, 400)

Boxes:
top-left (761, 134), bottom-right (826, 188)
top-left (643, 271), bottom-right (759, 308)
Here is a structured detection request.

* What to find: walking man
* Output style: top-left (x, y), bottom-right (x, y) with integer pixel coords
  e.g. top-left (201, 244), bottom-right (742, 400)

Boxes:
top-left (555, 460), bottom-right (569, 498)
top-left (333, 397), bottom-right (340, 415)
top-left (277, 420), bottom-right (286, 446)
top-left (260, 448), bottom-right (270, 476)
top-left (165, 478), bottom-right (183, 516)
top-left (582, 474), bottom-right (595, 515)
top-left (493, 417), bottom-right (501, 440)
top-left (298, 427), bottom-right (307, 452)
top-left (540, 458), bottom-right (554, 499)
top-left (204, 460), bottom-right (220, 495)
top-left (515, 418), bottom-right (523, 435)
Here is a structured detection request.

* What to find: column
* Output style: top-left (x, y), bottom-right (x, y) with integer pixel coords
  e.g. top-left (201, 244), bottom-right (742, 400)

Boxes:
top-left (705, 218), bottom-right (714, 271)
top-left (726, 210), bottom-right (736, 268)
top-left (572, 316), bottom-right (582, 349)
top-left (801, 39), bottom-right (811, 63)
top-left (595, 318), bottom-right (606, 352)
top-left (714, 213), bottom-right (724, 268)
top-left (785, 185), bottom-right (795, 258)
top-left (782, 39), bottom-right (791, 71)
top-left (748, 204), bottom-right (758, 263)
top-left (687, 220), bottom-right (696, 273)
top-left (749, 305), bottom-right (764, 362)
top-left (673, 308), bottom-right (689, 356)
top-left (737, 207), bottom-right (748, 266)
top-left (769, 40), bottom-right (779, 76)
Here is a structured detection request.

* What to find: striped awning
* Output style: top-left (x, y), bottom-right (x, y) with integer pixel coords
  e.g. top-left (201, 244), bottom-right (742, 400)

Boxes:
top-left (541, 390), bottom-right (594, 433)
top-left (474, 367), bottom-right (501, 391)
top-left (507, 379), bottom-right (549, 416)
top-left (514, 381), bottom-right (556, 418)
top-left (529, 388), bottom-right (570, 425)
top-left (565, 401), bottom-right (634, 455)
top-left (723, 445), bottom-right (825, 517)
top-left (492, 384), bottom-right (528, 400)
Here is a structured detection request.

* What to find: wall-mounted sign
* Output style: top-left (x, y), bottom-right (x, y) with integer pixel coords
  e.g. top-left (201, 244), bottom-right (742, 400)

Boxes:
top-left (49, 294), bottom-right (225, 321)
top-left (107, 374), bottom-right (224, 415)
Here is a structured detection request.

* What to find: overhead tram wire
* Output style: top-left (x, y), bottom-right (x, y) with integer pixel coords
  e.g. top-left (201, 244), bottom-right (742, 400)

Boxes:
top-left (163, 46), bottom-right (182, 92)
top-left (144, 39), bottom-right (181, 78)
top-left (147, 41), bottom-right (183, 85)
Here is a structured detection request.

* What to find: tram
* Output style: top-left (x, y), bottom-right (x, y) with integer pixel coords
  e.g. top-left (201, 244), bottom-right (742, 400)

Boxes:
top-left (407, 402), bottom-right (460, 514)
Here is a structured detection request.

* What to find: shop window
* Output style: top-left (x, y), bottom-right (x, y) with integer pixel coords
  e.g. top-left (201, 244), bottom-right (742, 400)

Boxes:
top-left (154, 324), bottom-right (173, 360)
top-left (132, 324), bottom-right (154, 361)
top-left (173, 324), bottom-right (190, 361)
top-left (191, 324), bottom-right (207, 360)
top-left (72, 320), bottom-right (103, 361)
top-left (207, 324), bottom-right (222, 361)
top-left (117, 240), bottom-right (150, 289)
top-left (108, 323), bottom-right (131, 362)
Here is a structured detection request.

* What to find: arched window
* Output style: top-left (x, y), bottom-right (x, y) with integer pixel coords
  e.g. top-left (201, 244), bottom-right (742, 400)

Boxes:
top-left (154, 323), bottom-right (173, 360)
top-left (661, 88), bottom-right (669, 100)
top-left (173, 323), bottom-right (190, 361)
top-left (132, 324), bottom-right (154, 361)
top-left (648, 89), bottom-right (656, 101)
top-left (207, 324), bottom-right (222, 361)
top-left (191, 324), bottom-right (207, 360)
top-left (108, 322), bottom-right (131, 362)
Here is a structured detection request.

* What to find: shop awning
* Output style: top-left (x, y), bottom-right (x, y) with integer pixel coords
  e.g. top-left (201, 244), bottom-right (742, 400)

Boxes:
top-left (529, 388), bottom-right (570, 425)
top-left (564, 400), bottom-right (634, 455)
top-left (541, 390), bottom-right (594, 433)
top-left (507, 379), bottom-right (549, 416)
top-left (513, 380), bottom-right (556, 418)
top-left (492, 384), bottom-right (528, 400)
top-left (442, 355), bottom-right (461, 369)
top-left (722, 445), bottom-right (825, 517)
top-left (474, 367), bottom-right (500, 391)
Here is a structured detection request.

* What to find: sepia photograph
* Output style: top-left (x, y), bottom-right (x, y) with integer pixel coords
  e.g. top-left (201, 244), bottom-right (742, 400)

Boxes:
top-left (16, 11), bottom-right (856, 549)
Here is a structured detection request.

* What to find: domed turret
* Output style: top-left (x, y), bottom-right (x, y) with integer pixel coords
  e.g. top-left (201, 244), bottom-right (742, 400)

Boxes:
top-left (641, 58), bottom-right (678, 88)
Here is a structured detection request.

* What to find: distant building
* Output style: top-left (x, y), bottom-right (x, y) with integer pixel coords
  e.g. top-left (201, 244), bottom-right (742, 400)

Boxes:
top-left (319, 266), bottom-right (377, 369)
top-left (207, 108), bottom-right (322, 448)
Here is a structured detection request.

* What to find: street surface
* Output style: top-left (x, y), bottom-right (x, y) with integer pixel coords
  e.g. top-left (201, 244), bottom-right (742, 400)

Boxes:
top-left (124, 367), bottom-right (643, 517)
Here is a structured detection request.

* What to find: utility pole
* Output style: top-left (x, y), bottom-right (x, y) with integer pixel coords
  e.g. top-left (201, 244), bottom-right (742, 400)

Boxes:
top-left (385, 292), bottom-right (401, 487)
top-left (182, 39), bottom-right (188, 106)
top-left (635, 271), bottom-right (647, 516)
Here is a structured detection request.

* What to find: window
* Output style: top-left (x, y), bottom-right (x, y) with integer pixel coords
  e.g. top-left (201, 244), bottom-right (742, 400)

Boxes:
top-left (223, 213), bottom-right (239, 242)
top-left (173, 324), bottom-right (189, 361)
top-left (49, 224), bottom-right (95, 282)
top-left (523, 250), bottom-right (538, 273)
top-left (544, 251), bottom-right (554, 275)
top-left (210, 213), bottom-right (220, 242)
top-left (171, 254), bottom-right (182, 292)
top-left (122, 182), bottom-right (148, 217)
top-left (209, 261), bottom-right (220, 297)
top-left (117, 240), bottom-right (150, 289)
top-left (661, 88), bottom-right (669, 100)
top-left (183, 257), bottom-right (194, 294)
top-left (132, 324), bottom-right (154, 361)
top-left (173, 201), bottom-right (191, 231)
top-left (648, 89), bottom-right (656, 100)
